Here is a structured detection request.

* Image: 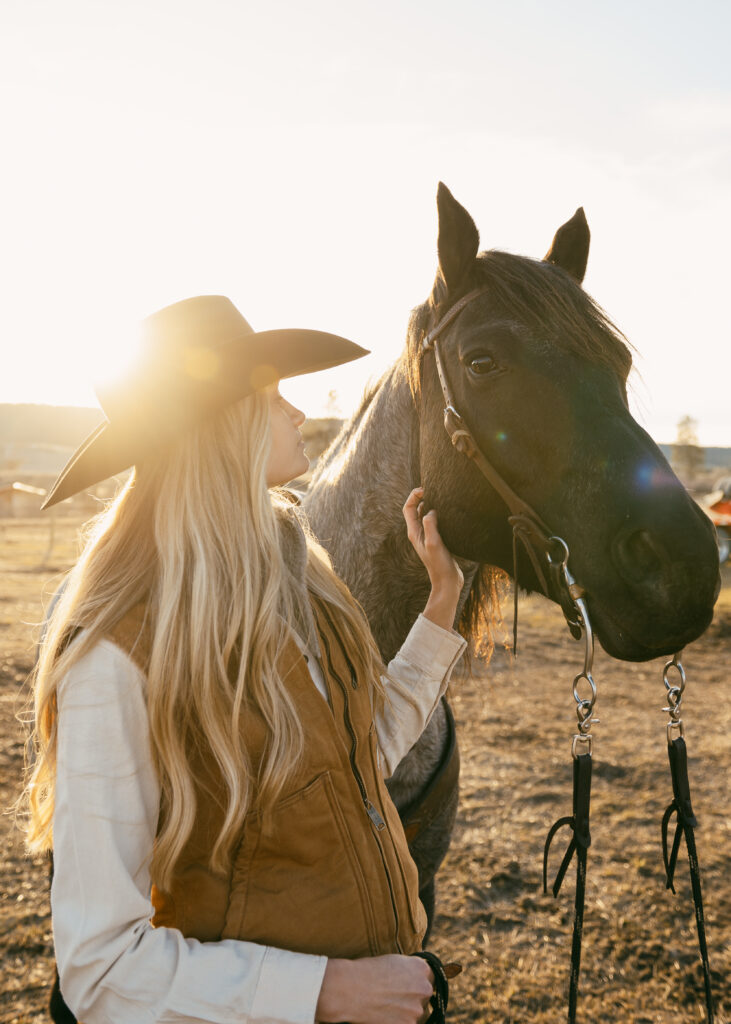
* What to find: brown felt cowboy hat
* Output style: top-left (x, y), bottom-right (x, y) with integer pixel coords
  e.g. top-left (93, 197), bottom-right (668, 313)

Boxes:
top-left (42, 295), bottom-right (369, 509)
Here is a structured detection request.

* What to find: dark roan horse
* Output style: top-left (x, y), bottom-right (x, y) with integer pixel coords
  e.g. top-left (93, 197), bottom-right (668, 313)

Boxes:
top-left (49, 185), bottom-right (720, 1024)
top-left (304, 182), bottom-right (720, 928)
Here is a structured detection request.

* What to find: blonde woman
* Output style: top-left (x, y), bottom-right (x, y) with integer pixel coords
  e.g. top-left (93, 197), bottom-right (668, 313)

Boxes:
top-left (25, 296), bottom-right (466, 1024)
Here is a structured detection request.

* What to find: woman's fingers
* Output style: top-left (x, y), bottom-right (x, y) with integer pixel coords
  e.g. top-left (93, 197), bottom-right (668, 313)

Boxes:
top-left (403, 486), bottom-right (424, 507)
top-left (402, 487), bottom-right (424, 520)
top-left (403, 490), bottom-right (464, 594)
top-left (403, 490), bottom-right (442, 555)
top-left (402, 487), bottom-right (425, 545)
top-left (422, 509), bottom-right (438, 545)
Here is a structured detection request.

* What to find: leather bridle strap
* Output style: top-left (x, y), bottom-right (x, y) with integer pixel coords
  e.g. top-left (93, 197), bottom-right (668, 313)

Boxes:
top-left (422, 289), bottom-right (548, 531)
top-left (421, 289), bottom-right (585, 635)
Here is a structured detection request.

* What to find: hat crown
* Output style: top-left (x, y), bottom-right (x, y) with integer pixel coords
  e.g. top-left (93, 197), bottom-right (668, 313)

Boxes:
top-left (96, 296), bottom-right (256, 424)
top-left (140, 296), bottom-right (255, 355)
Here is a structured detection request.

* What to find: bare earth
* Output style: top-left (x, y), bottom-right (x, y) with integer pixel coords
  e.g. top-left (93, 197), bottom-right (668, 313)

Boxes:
top-left (1, 518), bottom-right (729, 1023)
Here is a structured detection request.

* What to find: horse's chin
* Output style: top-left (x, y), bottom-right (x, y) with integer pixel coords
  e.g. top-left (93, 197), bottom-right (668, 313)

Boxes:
top-left (588, 599), bottom-right (716, 663)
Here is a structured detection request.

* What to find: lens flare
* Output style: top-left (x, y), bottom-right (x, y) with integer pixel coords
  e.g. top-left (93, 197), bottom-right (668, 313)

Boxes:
top-left (635, 461), bottom-right (676, 492)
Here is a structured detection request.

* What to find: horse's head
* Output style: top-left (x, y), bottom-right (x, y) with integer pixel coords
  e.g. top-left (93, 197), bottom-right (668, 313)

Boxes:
top-left (411, 183), bottom-right (720, 662)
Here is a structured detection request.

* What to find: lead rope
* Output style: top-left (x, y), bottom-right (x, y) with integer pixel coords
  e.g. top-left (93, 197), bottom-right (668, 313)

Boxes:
top-left (660, 654), bottom-right (715, 1023)
top-left (412, 951), bottom-right (461, 1023)
top-left (542, 539), bottom-right (598, 1024)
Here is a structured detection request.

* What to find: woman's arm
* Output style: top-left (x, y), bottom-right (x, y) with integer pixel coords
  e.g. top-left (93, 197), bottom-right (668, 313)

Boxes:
top-left (368, 489), bottom-right (467, 775)
top-left (374, 612), bottom-right (466, 777)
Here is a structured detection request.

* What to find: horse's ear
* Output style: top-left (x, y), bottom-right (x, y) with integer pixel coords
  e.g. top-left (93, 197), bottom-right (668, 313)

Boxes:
top-left (544, 207), bottom-right (590, 283)
top-left (435, 182), bottom-right (480, 295)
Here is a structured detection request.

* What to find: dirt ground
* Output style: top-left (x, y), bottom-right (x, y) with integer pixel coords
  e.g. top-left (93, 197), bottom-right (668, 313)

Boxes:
top-left (1, 517), bottom-right (729, 1023)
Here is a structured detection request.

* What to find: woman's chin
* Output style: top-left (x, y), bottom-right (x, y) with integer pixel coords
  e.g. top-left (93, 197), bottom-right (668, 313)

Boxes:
top-left (268, 453), bottom-right (310, 488)
top-left (294, 450), bottom-right (310, 479)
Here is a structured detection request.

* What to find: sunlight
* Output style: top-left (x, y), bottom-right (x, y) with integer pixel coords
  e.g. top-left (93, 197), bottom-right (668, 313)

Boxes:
top-left (0, 2), bottom-right (728, 447)
top-left (90, 316), bottom-right (148, 404)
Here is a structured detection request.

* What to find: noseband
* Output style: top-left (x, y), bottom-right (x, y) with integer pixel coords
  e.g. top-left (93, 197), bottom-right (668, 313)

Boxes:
top-left (420, 288), bottom-right (715, 1023)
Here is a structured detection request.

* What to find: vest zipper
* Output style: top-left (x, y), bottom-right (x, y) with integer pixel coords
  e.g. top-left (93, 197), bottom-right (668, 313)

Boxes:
top-left (316, 599), bottom-right (359, 689)
top-left (318, 621), bottom-right (404, 952)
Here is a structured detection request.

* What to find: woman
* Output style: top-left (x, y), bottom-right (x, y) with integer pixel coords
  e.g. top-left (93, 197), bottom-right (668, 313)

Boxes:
top-left (25, 295), bottom-right (466, 1024)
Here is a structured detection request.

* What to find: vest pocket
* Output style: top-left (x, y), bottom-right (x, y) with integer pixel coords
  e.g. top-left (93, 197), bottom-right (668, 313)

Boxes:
top-left (222, 771), bottom-right (381, 957)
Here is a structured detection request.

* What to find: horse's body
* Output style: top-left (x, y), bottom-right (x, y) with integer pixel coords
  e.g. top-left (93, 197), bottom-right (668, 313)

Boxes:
top-left (304, 183), bottom-right (720, 920)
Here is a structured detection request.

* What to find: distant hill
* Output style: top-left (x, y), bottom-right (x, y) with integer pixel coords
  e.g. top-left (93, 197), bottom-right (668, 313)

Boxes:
top-left (0, 403), bottom-right (104, 447)
top-left (658, 444), bottom-right (731, 472)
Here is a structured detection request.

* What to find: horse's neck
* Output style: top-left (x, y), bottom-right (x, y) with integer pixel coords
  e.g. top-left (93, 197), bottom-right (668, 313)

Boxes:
top-left (305, 364), bottom-right (476, 661)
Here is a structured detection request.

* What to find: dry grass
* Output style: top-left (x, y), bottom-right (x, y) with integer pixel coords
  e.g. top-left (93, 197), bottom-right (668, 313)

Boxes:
top-left (434, 577), bottom-right (731, 1023)
top-left (1, 518), bottom-right (729, 1023)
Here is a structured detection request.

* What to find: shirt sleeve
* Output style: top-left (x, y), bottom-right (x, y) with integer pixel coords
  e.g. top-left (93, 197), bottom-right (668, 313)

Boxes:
top-left (52, 638), bottom-right (327, 1024)
top-left (375, 614), bottom-right (467, 778)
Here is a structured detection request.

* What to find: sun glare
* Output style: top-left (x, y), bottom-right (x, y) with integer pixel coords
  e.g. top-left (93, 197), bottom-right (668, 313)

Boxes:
top-left (89, 317), bottom-right (147, 403)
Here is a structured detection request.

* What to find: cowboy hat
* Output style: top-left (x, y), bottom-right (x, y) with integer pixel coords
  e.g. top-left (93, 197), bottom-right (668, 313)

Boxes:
top-left (42, 295), bottom-right (368, 509)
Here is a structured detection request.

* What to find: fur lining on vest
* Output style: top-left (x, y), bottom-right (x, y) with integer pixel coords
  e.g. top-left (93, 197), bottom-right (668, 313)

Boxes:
top-left (275, 500), bottom-right (320, 656)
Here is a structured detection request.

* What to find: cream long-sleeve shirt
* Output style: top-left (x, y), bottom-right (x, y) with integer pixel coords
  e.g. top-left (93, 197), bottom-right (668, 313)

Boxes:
top-left (52, 614), bottom-right (466, 1024)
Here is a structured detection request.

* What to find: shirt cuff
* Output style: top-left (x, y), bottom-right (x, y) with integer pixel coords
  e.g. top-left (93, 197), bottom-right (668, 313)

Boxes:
top-left (397, 613), bottom-right (467, 679)
top-left (250, 947), bottom-right (328, 1024)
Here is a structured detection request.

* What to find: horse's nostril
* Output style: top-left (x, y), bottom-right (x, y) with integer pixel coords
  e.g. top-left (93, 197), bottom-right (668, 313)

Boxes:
top-left (613, 528), bottom-right (666, 583)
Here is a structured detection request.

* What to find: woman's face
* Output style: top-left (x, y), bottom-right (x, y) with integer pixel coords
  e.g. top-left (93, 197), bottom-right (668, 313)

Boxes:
top-left (265, 385), bottom-right (309, 487)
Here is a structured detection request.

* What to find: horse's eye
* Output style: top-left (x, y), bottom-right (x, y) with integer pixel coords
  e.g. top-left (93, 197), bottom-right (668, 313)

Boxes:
top-left (468, 355), bottom-right (496, 376)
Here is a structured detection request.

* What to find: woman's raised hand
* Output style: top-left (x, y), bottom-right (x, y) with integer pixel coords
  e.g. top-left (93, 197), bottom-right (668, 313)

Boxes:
top-left (316, 954), bottom-right (435, 1024)
top-left (403, 487), bottom-right (464, 632)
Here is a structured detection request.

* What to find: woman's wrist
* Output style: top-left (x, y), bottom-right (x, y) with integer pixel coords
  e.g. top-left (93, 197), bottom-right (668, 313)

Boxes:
top-left (315, 958), bottom-right (353, 1022)
top-left (315, 954), bottom-right (434, 1023)
top-left (422, 585), bottom-right (460, 632)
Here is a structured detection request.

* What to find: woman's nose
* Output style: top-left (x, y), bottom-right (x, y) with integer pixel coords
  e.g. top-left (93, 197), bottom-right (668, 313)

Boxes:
top-left (286, 400), bottom-right (306, 427)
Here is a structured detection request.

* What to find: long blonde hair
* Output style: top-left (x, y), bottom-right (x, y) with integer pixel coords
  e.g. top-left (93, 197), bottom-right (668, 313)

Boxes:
top-left (26, 391), bottom-right (385, 889)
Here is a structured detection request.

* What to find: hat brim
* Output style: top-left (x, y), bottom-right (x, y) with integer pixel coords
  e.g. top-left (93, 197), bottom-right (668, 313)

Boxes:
top-left (42, 328), bottom-right (368, 509)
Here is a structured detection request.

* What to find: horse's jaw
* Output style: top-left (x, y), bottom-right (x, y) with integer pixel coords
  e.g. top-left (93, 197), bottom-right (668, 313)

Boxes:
top-left (585, 575), bottom-right (720, 663)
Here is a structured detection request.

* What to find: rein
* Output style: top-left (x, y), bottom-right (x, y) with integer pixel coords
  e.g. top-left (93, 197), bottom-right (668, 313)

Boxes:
top-left (420, 289), bottom-right (715, 1023)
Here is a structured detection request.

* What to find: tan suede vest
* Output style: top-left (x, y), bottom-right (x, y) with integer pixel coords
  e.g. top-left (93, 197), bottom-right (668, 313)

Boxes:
top-left (107, 602), bottom-right (427, 958)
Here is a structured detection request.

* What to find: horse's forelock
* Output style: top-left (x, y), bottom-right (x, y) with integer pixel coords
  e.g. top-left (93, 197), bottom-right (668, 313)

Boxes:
top-left (404, 250), bottom-right (633, 400)
top-left (476, 251), bottom-right (633, 383)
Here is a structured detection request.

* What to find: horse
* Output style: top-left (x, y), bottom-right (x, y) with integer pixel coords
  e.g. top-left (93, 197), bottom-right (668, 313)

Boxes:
top-left (303, 182), bottom-right (721, 927)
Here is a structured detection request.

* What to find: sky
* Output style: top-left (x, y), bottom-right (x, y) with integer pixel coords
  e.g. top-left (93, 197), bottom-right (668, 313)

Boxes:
top-left (1, 0), bottom-right (730, 445)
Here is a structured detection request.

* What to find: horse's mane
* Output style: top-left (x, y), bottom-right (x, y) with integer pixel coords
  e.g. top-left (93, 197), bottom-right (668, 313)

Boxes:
top-left (458, 563), bottom-right (510, 663)
top-left (405, 249), bottom-right (633, 660)
top-left (311, 378), bottom-right (383, 473)
top-left (405, 249), bottom-right (633, 398)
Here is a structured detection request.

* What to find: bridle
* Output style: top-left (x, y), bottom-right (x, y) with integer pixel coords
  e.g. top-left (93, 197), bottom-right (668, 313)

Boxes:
top-left (420, 287), bottom-right (715, 1023)
top-left (421, 286), bottom-right (586, 642)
